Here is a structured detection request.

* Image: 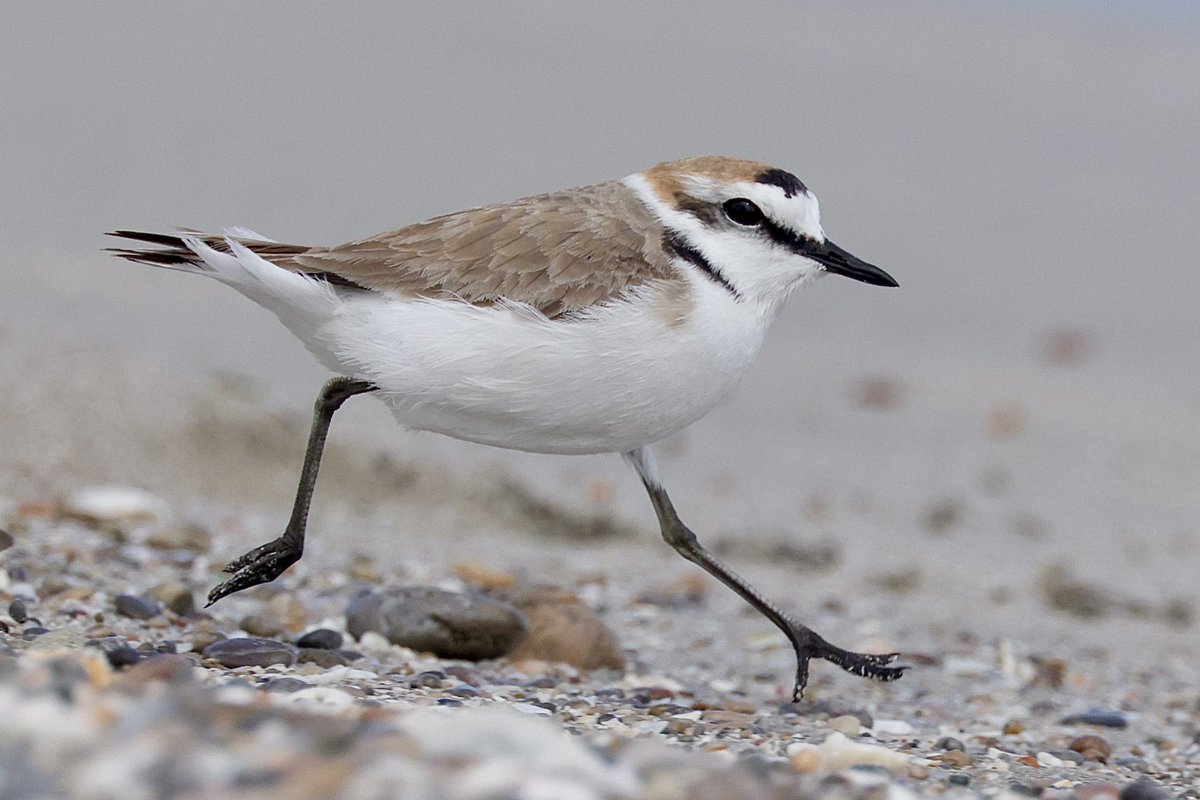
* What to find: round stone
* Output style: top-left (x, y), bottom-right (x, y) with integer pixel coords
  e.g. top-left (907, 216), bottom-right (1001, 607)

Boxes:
top-left (296, 628), bottom-right (343, 650)
top-left (345, 586), bottom-right (528, 660)
top-left (202, 637), bottom-right (298, 668)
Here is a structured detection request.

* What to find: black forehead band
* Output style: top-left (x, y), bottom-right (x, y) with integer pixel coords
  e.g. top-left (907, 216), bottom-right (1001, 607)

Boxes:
top-left (755, 168), bottom-right (808, 198)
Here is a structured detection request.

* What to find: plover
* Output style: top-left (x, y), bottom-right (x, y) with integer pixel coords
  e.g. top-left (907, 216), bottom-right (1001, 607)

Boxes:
top-left (110, 156), bottom-right (906, 697)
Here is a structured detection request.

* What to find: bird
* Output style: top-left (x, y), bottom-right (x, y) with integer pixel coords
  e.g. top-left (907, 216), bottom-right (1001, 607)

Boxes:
top-left (108, 156), bottom-right (906, 698)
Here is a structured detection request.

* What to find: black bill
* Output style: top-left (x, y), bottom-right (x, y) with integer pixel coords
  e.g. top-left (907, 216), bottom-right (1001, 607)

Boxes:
top-left (810, 240), bottom-right (898, 287)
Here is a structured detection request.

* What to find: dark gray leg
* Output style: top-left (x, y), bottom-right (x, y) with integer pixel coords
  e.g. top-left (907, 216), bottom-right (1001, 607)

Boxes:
top-left (623, 447), bottom-right (906, 700)
top-left (207, 376), bottom-right (377, 606)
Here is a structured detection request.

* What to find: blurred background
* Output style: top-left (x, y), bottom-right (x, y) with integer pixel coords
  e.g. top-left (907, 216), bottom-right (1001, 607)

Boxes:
top-left (2, 2), bottom-right (1197, 662)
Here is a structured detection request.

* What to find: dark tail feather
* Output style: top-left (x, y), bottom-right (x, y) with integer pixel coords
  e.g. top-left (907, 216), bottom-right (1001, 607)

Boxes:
top-left (106, 229), bottom-right (311, 269)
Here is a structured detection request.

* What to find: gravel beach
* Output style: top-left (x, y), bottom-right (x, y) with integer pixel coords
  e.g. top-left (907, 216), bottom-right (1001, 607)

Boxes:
top-left (0, 341), bottom-right (1197, 798)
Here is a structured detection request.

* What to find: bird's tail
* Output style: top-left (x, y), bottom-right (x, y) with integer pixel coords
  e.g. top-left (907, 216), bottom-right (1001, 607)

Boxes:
top-left (106, 228), bottom-right (310, 274)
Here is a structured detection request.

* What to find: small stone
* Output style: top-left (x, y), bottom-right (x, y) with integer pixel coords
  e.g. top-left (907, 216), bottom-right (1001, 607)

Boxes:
top-left (1003, 719), bottom-right (1025, 735)
top-left (0, 529), bottom-right (12, 551)
top-left (1068, 734), bottom-right (1113, 762)
top-left (297, 648), bottom-right (350, 668)
top-left (267, 593), bottom-right (309, 634)
top-left (1119, 781), bottom-right (1170, 800)
top-left (263, 677), bottom-right (309, 693)
top-left (145, 522), bottom-right (210, 552)
top-left (346, 586), bottom-right (528, 660)
top-left (789, 744), bottom-right (821, 773)
top-left (934, 736), bottom-right (966, 752)
top-left (8, 598), bottom-right (29, 624)
top-left (61, 485), bottom-right (169, 525)
top-left (828, 714), bottom-right (862, 736)
top-left (1036, 752), bottom-right (1064, 768)
top-left (23, 627), bottom-right (50, 640)
top-left (872, 718), bottom-right (914, 737)
top-left (187, 620), bottom-right (226, 653)
top-left (503, 585), bottom-right (623, 670)
top-left (817, 732), bottom-right (910, 775)
top-left (119, 653), bottom-right (193, 684)
top-left (947, 773), bottom-right (970, 786)
top-left (939, 749), bottom-right (973, 768)
top-left (1016, 754), bottom-right (1040, 768)
top-left (454, 562), bottom-right (518, 592)
top-left (149, 582), bottom-right (195, 617)
top-left (239, 612), bottom-right (284, 638)
top-left (296, 628), bottom-right (343, 650)
top-left (114, 594), bottom-right (159, 620)
top-left (202, 637), bottom-right (298, 668)
top-left (104, 646), bottom-right (143, 668)
top-left (1074, 783), bottom-right (1121, 800)
top-left (1061, 710), bottom-right (1128, 729)
top-left (907, 763), bottom-right (930, 780)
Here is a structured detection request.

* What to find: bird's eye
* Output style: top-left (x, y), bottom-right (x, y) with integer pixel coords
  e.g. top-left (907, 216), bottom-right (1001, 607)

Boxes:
top-left (722, 198), bottom-right (765, 227)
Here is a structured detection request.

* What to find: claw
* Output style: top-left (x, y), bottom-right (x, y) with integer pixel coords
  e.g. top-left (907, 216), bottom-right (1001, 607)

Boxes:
top-left (205, 537), bottom-right (302, 606)
top-left (789, 631), bottom-right (909, 700)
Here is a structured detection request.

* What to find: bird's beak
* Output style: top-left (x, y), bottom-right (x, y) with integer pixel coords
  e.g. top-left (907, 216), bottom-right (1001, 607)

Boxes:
top-left (810, 240), bottom-right (898, 287)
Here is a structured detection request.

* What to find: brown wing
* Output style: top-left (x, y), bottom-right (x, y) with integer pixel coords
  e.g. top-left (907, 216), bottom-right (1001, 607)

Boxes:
top-left (291, 180), bottom-right (676, 318)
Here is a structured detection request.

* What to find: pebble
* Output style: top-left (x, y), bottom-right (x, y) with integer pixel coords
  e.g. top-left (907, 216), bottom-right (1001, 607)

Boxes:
top-left (345, 586), bottom-right (528, 660)
top-left (1119, 780), bottom-right (1171, 800)
top-left (263, 676), bottom-right (310, 693)
top-left (1074, 783), bottom-right (1122, 800)
top-left (297, 648), bottom-right (351, 668)
top-left (0, 528), bottom-right (12, 551)
top-left (8, 598), bottom-right (29, 624)
top-left (828, 714), bottom-right (863, 735)
top-left (61, 485), bottom-right (169, 525)
top-left (503, 585), bottom-right (624, 670)
top-left (201, 637), bottom-right (299, 668)
top-left (934, 735), bottom-right (966, 751)
top-left (939, 749), bottom-right (973, 768)
top-left (297, 628), bottom-right (344, 650)
top-left (149, 582), bottom-right (196, 617)
top-left (1061, 710), bottom-right (1128, 728)
top-left (114, 594), bottom-right (160, 620)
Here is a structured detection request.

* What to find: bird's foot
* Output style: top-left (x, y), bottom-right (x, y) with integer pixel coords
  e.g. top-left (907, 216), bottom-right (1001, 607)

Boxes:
top-left (790, 625), bottom-right (907, 701)
top-left (206, 536), bottom-right (302, 606)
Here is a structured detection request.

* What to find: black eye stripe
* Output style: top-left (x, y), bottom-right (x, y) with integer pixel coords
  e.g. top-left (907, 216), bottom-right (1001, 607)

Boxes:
top-left (761, 219), bottom-right (817, 255)
top-left (671, 193), bottom-right (816, 254)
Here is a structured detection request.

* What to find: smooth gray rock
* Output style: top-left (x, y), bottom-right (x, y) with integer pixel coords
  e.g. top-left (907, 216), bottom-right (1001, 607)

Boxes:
top-left (202, 637), bottom-right (298, 668)
top-left (345, 586), bottom-right (528, 660)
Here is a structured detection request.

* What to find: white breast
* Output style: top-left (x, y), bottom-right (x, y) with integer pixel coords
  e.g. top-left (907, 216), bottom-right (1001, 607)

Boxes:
top-left (328, 277), bottom-right (769, 455)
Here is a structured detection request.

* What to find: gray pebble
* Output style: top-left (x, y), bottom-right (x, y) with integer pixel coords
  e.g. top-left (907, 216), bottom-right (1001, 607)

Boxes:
top-left (934, 736), bottom-right (965, 752)
top-left (1060, 710), bottom-right (1128, 728)
top-left (297, 648), bottom-right (350, 668)
top-left (8, 598), bottom-right (28, 624)
top-left (345, 586), bottom-right (528, 660)
top-left (105, 646), bottom-right (143, 668)
top-left (1120, 779), bottom-right (1171, 800)
top-left (22, 627), bottom-right (50, 640)
top-left (947, 772), bottom-right (971, 786)
top-left (202, 637), bottom-right (299, 668)
top-left (114, 594), bottom-right (159, 620)
top-left (1049, 749), bottom-right (1085, 764)
top-left (409, 671), bottom-right (446, 689)
top-left (296, 628), bottom-right (343, 650)
top-left (262, 677), bottom-right (310, 693)
top-left (0, 528), bottom-right (13, 551)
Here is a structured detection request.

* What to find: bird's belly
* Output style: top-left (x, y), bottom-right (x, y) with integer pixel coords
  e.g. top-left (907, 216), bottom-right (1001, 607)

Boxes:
top-left (331, 288), bottom-right (766, 455)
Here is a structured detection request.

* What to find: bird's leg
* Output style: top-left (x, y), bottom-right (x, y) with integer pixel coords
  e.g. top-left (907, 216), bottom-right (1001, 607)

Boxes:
top-left (207, 376), bottom-right (377, 606)
top-left (623, 447), bottom-right (907, 700)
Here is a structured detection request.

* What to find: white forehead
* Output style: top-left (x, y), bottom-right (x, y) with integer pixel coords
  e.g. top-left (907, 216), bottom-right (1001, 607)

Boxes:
top-left (681, 174), bottom-right (825, 241)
